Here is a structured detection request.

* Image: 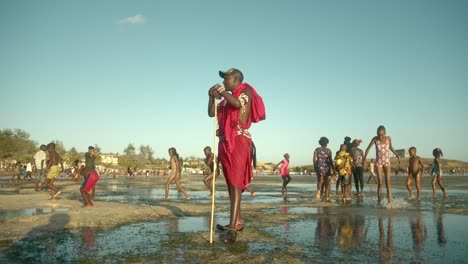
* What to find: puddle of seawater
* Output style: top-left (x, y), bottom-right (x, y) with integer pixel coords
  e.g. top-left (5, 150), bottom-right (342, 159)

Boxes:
top-left (264, 206), bottom-right (320, 215)
top-left (173, 213), bottom-right (229, 233)
top-left (0, 213), bottom-right (232, 262)
top-left (93, 183), bottom-right (309, 206)
top-left (1, 221), bottom-right (171, 262)
top-left (264, 208), bottom-right (468, 263)
top-left (0, 208), bottom-right (70, 221)
top-left (84, 179), bottom-right (468, 210)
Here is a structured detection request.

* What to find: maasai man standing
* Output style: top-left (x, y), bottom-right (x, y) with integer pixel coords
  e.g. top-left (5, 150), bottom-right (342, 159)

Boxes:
top-left (208, 68), bottom-right (266, 243)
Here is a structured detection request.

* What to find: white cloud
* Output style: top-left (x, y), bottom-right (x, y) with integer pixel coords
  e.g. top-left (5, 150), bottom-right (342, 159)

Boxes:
top-left (116, 14), bottom-right (145, 25)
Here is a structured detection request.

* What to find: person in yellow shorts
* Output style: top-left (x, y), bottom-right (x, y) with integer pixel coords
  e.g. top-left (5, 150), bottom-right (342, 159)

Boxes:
top-left (45, 142), bottom-right (64, 199)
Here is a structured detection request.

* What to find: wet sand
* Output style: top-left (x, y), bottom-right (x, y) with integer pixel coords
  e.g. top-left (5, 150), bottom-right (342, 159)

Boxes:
top-left (0, 174), bottom-right (467, 263)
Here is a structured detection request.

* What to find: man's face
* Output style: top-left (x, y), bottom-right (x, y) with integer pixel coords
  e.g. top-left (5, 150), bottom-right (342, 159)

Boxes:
top-left (204, 149), bottom-right (211, 156)
top-left (410, 149), bottom-right (416, 156)
top-left (223, 74), bottom-right (238, 91)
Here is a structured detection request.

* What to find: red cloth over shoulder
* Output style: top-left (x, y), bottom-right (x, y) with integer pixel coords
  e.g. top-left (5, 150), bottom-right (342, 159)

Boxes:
top-left (233, 83), bottom-right (266, 123)
top-left (218, 83), bottom-right (266, 153)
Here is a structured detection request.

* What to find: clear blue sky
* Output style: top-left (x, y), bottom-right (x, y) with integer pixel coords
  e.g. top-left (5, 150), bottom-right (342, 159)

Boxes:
top-left (1, 0), bottom-right (467, 165)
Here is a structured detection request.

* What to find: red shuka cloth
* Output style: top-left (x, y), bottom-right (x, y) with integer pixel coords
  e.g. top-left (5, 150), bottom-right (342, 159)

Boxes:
top-left (217, 83), bottom-right (266, 190)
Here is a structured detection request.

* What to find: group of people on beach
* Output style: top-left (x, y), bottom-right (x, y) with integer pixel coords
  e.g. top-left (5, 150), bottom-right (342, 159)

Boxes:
top-left (308, 126), bottom-right (448, 204)
top-left (24, 144), bottom-right (100, 208)
top-left (268, 125), bottom-right (447, 205)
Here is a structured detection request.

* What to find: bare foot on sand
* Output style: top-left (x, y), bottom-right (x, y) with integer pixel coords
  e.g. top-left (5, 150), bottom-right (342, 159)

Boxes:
top-left (53, 191), bottom-right (62, 199)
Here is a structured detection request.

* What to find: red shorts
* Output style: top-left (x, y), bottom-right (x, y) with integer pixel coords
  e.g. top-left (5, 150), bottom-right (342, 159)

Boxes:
top-left (81, 171), bottom-right (99, 192)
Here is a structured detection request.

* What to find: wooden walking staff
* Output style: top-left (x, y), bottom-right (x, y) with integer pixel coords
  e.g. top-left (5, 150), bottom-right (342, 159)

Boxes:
top-left (209, 98), bottom-right (218, 244)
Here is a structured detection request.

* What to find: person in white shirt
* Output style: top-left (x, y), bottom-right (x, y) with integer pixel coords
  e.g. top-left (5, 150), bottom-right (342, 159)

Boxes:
top-left (33, 144), bottom-right (47, 191)
top-left (25, 160), bottom-right (33, 180)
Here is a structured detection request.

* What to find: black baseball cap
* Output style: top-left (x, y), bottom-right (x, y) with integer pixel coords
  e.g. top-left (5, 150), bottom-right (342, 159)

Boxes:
top-left (219, 68), bottom-right (244, 82)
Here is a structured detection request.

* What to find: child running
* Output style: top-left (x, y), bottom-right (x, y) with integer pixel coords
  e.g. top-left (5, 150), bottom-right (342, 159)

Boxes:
top-left (431, 148), bottom-right (447, 198)
top-left (335, 144), bottom-right (353, 202)
top-left (274, 153), bottom-right (291, 194)
top-left (25, 160), bottom-right (33, 180)
top-left (363, 125), bottom-right (400, 204)
top-left (44, 142), bottom-right (64, 200)
top-left (406, 147), bottom-right (425, 201)
top-left (203, 146), bottom-right (217, 197)
top-left (165, 147), bottom-right (190, 200)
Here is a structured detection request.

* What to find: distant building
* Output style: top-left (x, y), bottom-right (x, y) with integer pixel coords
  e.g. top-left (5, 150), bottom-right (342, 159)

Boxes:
top-left (100, 154), bottom-right (119, 165)
top-left (395, 149), bottom-right (409, 158)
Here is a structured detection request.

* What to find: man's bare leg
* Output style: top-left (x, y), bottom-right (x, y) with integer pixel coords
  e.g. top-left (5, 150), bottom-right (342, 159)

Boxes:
top-left (91, 187), bottom-right (95, 201)
top-left (45, 178), bottom-right (58, 198)
top-left (225, 184), bottom-right (242, 243)
top-left (80, 188), bottom-right (94, 207)
top-left (35, 179), bottom-right (40, 191)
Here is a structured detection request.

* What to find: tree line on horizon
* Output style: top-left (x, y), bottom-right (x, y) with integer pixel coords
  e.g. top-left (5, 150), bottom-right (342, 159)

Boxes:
top-left (0, 128), bottom-right (207, 169)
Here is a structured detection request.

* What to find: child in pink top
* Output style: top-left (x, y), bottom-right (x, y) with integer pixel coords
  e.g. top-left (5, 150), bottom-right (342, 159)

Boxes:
top-left (274, 153), bottom-right (291, 194)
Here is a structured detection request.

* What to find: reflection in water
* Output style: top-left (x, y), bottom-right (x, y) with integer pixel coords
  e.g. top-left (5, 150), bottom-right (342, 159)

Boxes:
top-left (433, 201), bottom-right (447, 245)
top-left (314, 207), bottom-right (337, 253)
top-left (171, 218), bottom-right (179, 232)
top-left (409, 211), bottom-right (427, 262)
top-left (281, 207), bottom-right (289, 230)
top-left (352, 213), bottom-right (368, 251)
top-left (281, 197), bottom-right (289, 230)
top-left (5, 213), bottom-right (73, 262)
top-left (337, 212), bottom-right (353, 253)
top-left (81, 228), bottom-right (96, 250)
top-left (379, 216), bottom-right (394, 263)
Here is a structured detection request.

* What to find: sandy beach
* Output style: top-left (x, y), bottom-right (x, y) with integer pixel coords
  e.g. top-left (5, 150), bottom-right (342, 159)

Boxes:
top-left (0, 173), bottom-right (467, 263)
